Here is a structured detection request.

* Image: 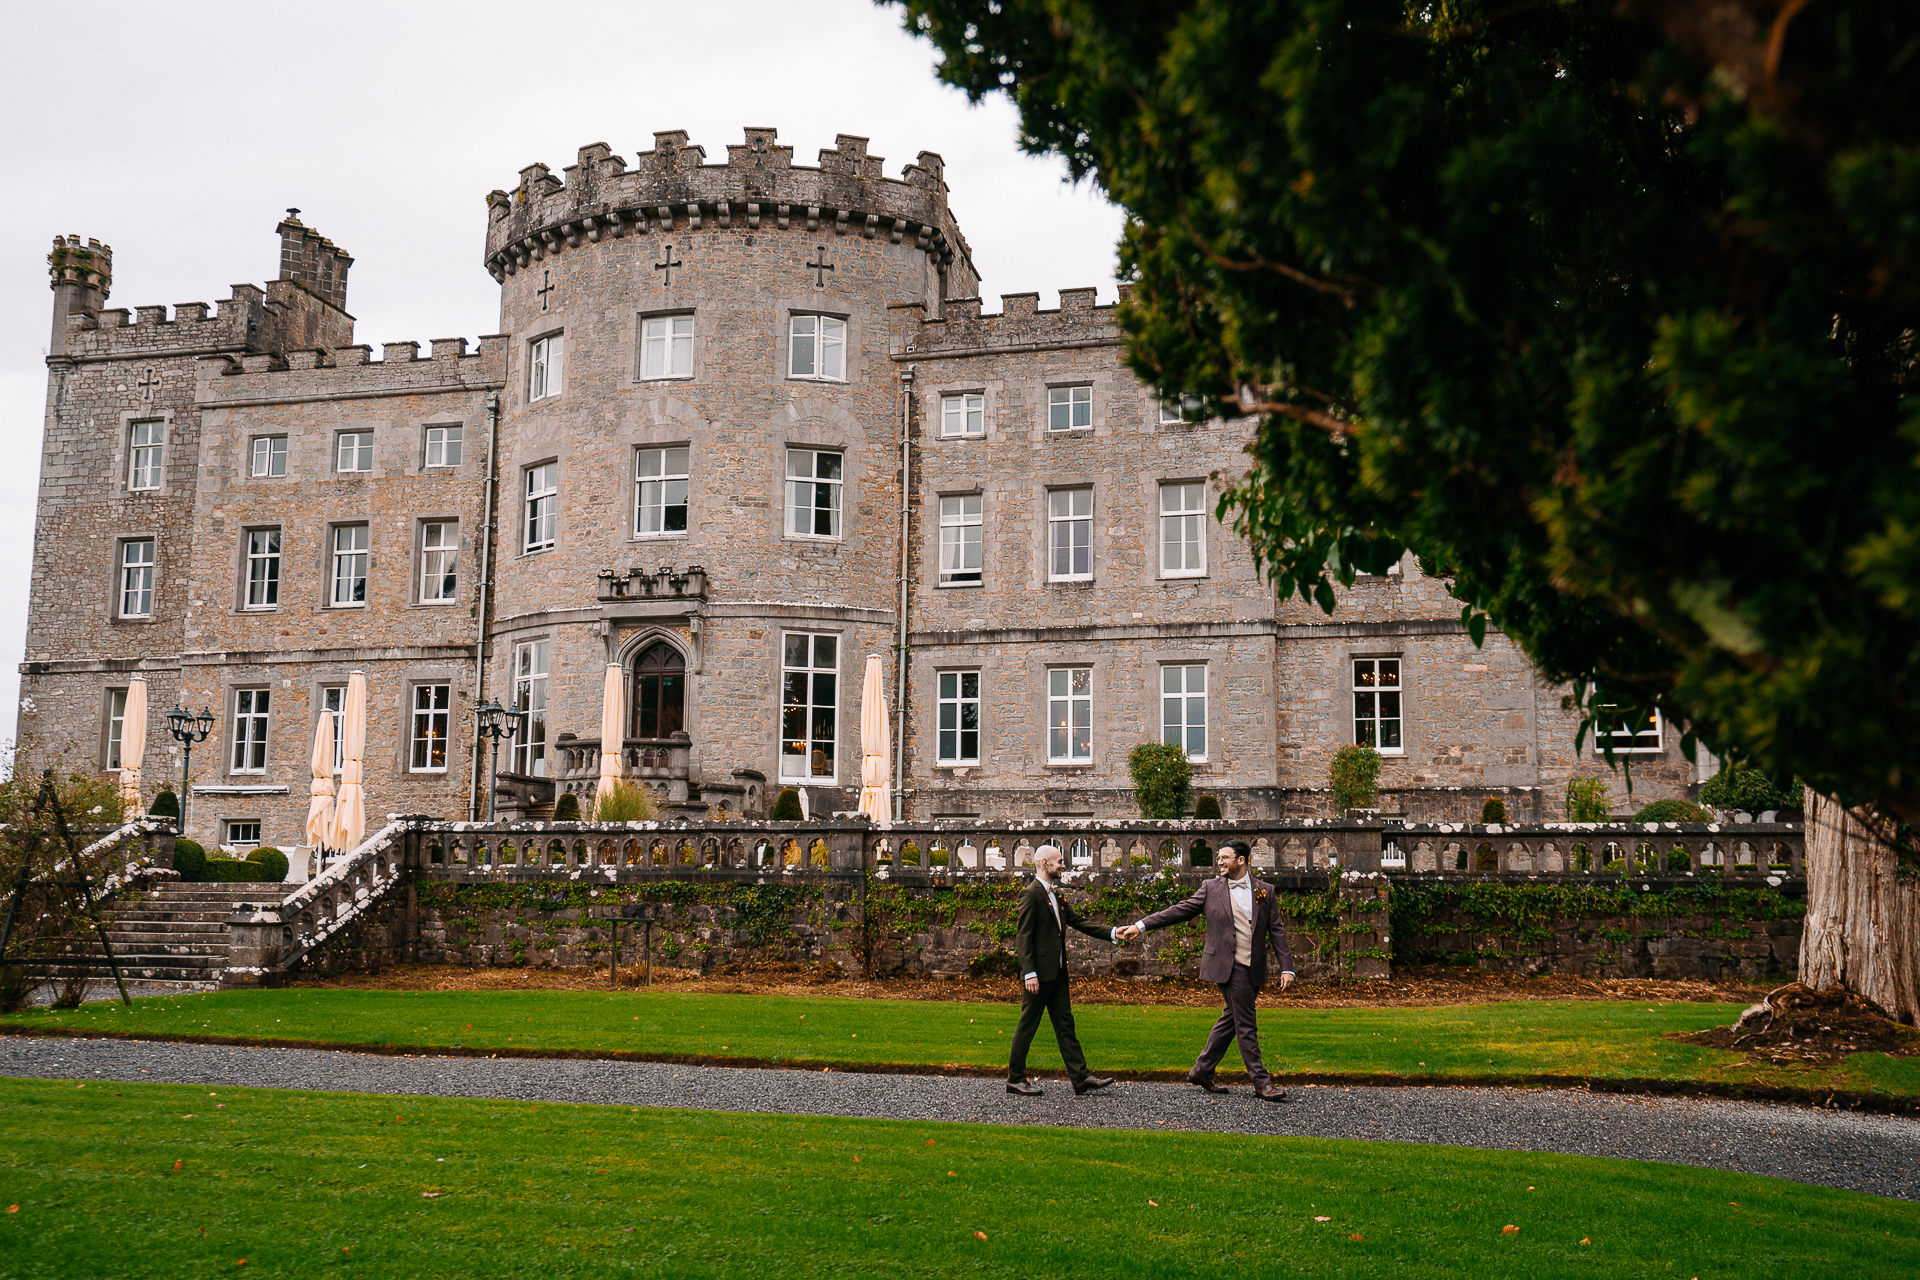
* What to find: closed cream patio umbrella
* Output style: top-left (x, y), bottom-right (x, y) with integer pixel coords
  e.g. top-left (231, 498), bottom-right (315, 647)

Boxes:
top-left (305, 702), bottom-right (336, 855)
top-left (118, 676), bottom-right (147, 811)
top-left (596, 663), bottom-right (624, 803)
top-left (329, 670), bottom-right (367, 853)
top-left (856, 654), bottom-right (889, 824)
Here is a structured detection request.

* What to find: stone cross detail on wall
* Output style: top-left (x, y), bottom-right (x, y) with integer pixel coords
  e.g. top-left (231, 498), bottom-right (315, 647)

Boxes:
top-left (136, 368), bottom-right (160, 403)
top-left (654, 243), bottom-right (682, 287)
top-left (806, 246), bottom-right (835, 288)
top-left (535, 269), bottom-right (555, 312)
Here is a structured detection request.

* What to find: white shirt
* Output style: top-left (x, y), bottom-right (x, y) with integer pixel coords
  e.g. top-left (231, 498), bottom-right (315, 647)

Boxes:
top-left (1024, 873), bottom-right (1126, 981)
top-left (1134, 872), bottom-right (1293, 978)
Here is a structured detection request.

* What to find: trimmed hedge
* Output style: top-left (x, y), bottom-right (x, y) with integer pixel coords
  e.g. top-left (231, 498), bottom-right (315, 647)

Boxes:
top-left (246, 846), bottom-right (290, 882)
top-left (552, 792), bottom-right (582, 822)
top-left (1192, 794), bottom-right (1223, 820)
top-left (770, 788), bottom-right (803, 821)
top-left (201, 858), bottom-right (277, 882)
top-left (1633, 797), bottom-right (1712, 823)
top-left (149, 787), bottom-right (180, 821)
top-left (172, 838), bottom-right (206, 882)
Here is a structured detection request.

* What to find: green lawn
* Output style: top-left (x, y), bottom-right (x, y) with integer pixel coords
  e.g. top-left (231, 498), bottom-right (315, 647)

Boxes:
top-left (0, 1078), bottom-right (1912, 1278)
top-left (8, 988), bottom-right (1919, 1099)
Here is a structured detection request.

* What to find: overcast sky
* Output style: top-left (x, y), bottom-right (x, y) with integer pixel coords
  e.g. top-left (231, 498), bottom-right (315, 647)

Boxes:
top-left (0, 0), bottom-right (1124, 750)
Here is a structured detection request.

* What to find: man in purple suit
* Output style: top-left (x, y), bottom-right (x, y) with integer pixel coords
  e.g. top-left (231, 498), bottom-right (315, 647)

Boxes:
top-left (1119, 839), bottom-right (1294, 1100)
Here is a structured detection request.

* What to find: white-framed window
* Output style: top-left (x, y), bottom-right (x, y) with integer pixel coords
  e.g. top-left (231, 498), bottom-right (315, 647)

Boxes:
top-left (128, 420), bottom-right (164, 490)
top-left (1047, 667), bottom-right (1093, 762)
top-left (941, 393), bottom-right (984, 438)
top-left (243, 529), bottom-right (280, 610)
top-left (1160, 482), bottom-right (1207, 577)
top-left (529, 334), bottom-right (564, 401)
top-left (230, 688), bottom-right (271, 773)
top-left (419, 521), bottom-right (458, 603)
top-left (119, 539), bottom-right (155, 618)
top-left (224, 820), bottom-right (262, 849)
top-left (251, 435), bottom-right (287, 478)
top-left (425, 425), bottom-right (462, 468)
top-left (1159, 394), bottom-right (1203, 425)
top-left (321, 685), bottom-right (346, 774)
top-left (329, 525), bottom-right (369, 607)
top-left (1048, 385), bottom-right (1092, 431)
top-left (938, 495), bottom-right (983, 586)
top-left (512, 640), bottom-right (549, 776)
top-left (410, 684), bottom-right (451, 772)
top-left (1595, 707), bottom-right (1664, 754)
top-left (786, 449), bottom-right (843, 539)
top-left (635, 446), bottom-right (690, 536)
top-left (641, 314), bottom-right (694, 380)
top-left (336, 431), bottom-right (373, 474)
top-left (1353, 658), bottom-right (1404, 754)
top-left (937, 671), bottom-right (980, 765)
top-left (524, 463), bottom-right (558, 553)
top-left (1048, 489), bottom-right (1093, 580)
top-left (106, 688), bottom-right (128, 771)
top-left (788, 314), bottom-right (846, 381)
top-left (1162, 665), bottom-right (1208, 760)
top-left (779, 631), bottom-right (839, 781)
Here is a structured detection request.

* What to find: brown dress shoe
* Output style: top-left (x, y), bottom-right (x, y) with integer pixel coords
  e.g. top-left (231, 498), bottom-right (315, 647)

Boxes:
top-left (1253, 1081), bottom-right (1287, 1102)
top-left (1072, 1075), bottom-right (1115, 1095)
top-left (1006, 1079), bottom-right (1043, 1096)
top-left (1188, 1072), bottom-right (1230, 1094)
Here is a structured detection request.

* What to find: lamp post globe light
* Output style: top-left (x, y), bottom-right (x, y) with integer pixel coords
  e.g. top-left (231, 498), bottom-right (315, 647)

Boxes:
top-left (164, 704), bottom-right (214, 836)
top-left (473, 699), bottom-right (525, 822)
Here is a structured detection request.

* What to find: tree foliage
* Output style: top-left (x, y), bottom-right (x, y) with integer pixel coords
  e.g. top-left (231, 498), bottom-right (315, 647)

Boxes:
top-left (895, 0), bottom-right (1920, 826)
top-left (1700, 763), bottom-right (1797, 814)
top-left (1127, 742), bottom-right (1193, 818)
top-left (591, 781), bottom-right (658, 823)
top-left (1564, 776), bottom-right (1614, 822)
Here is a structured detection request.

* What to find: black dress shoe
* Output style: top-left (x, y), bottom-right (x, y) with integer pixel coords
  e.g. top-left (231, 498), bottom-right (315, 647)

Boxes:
top-left (1006, 1079), bottom-right (1043, 1096)
top-left (1072, 1075), bottom-right (1115, 1096)
top-left (1188, 1072), bottom-right (1230, 1093)
top-left (1253, 1082), bottom-right (1287, 1102)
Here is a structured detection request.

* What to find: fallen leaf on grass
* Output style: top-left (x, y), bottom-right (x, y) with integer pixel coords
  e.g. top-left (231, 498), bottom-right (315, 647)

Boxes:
top-left (1148, 1200), bottom-right (1159, 1207)
top-left (422, 1192), bottom-right (442, 1199)
top-left (1349, 1234), bottom-right (1365, 1242)
top-left (925, 1139), bottom-right (935, 1146)
top-left (1314, 1216), bottom-right (1331, 1222)
top-left (948, 1171), bottom-right (956, 1177)
top-left (1729, 1202), bottom-right (1740, 1208)
top-left (1580, 1238), bottom-right (1591, 1245)
top-left (974, 1231), bottom-right (988, 1241)
top-left (1501, 1225), bottom-right (1520, 1236)
top-left (172, 1161), bottom-right (182, 1171)
top-left (6, 1206), bottom-right (16, 1214)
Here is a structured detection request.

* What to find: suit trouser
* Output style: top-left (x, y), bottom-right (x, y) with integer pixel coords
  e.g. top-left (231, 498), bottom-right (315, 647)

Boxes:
top-left (1007, 974), bottom-right (1090, 1083)
top-left (1194, 961), bottom-right (1268, 1084)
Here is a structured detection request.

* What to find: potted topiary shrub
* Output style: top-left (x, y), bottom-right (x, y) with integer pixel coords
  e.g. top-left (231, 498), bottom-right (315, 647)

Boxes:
top-left (1480, 797), bottom-right (1508, 824)
top-left (1192, 793), bottom-right (1223, 820)
top-left (171, 838), bottom-right (206, 882)
top-left (1127, 743), bottom-right (1192, 818)
top-left (149, 786), bottom-right (180, 823)
top-left (770, 788), bottom-right (803, 821)
top-left (1330, 745), bottom-right (1382, 816)
top-left (552, 791), bottom-right (582, 822)
top-left (1564, 776), bottom-right (1612, 822)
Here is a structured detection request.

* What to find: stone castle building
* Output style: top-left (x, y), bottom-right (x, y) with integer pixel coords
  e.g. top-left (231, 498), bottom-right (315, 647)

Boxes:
top-left (22, 127), bottom-right (1699, 851)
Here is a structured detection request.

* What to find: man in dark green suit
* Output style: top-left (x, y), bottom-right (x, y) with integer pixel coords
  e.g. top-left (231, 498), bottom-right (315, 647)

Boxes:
top-left (1007, 843), bottom-right (1123, 1097)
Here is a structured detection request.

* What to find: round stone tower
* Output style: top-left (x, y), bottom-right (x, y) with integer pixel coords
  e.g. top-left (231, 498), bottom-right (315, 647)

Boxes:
top-left (480, 128), bottom-right (979, 818)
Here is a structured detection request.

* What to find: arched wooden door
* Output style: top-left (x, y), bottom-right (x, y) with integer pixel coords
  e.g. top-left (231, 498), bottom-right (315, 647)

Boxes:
top-left (631, 641), bottom-right (686, 739)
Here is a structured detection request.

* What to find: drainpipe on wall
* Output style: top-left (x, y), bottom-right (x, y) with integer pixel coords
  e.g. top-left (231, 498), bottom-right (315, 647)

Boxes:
top-left (467, 390), bottom-right (501, 821)
top-left (893, 365), bottom-right (916, 823)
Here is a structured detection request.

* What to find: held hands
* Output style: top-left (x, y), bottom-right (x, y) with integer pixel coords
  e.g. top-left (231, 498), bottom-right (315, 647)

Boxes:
top-left (1117, 924), bottom-right (1142, 943)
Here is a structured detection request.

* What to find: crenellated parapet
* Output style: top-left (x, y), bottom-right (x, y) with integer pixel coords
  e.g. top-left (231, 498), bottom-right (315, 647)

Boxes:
top-left (900, 285), bottom-right (1128, 358)
top-left (482, 127), bottom-right (975, 285)
top-left (48, 235), bottom-right (113, 294)
top-left (194, 333), bottom-right (508, 402)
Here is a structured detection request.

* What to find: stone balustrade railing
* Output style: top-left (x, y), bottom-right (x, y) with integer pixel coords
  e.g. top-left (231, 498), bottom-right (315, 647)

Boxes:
top-left (405, 817), bottom-right (1805, 884)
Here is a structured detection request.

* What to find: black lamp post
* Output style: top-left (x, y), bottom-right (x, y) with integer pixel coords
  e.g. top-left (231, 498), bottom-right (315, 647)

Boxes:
top-left (165, 704), bottom-right (214, 836)
top-left (474, 699), bottom-right (525, 822)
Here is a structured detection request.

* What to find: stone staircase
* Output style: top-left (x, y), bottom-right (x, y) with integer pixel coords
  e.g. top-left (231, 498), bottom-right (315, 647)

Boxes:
top-left (79, 882), bottom-right (293, 987)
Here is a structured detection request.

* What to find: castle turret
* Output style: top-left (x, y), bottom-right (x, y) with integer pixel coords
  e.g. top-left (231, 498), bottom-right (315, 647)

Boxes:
top-left (275, 209), bottom-right (353, 313)
top-left (46, 235), bottom-right (111, 355)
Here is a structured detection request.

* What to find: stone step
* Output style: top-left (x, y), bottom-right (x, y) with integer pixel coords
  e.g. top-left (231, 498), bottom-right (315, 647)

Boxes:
top-left (103, 931), bottom-right (228, 948)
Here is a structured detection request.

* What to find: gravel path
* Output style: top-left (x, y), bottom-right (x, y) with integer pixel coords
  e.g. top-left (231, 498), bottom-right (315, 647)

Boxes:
top-left (5, 1035), bottom-right (1917, 1202)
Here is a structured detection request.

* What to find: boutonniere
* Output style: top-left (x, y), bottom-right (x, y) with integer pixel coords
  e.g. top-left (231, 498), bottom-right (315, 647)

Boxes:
top-left (1255, 889), bottom-right (1269, 902)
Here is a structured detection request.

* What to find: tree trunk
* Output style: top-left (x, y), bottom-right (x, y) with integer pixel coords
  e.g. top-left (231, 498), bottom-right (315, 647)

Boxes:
top-left (1800, 790), bottom-right (1920, 1025)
